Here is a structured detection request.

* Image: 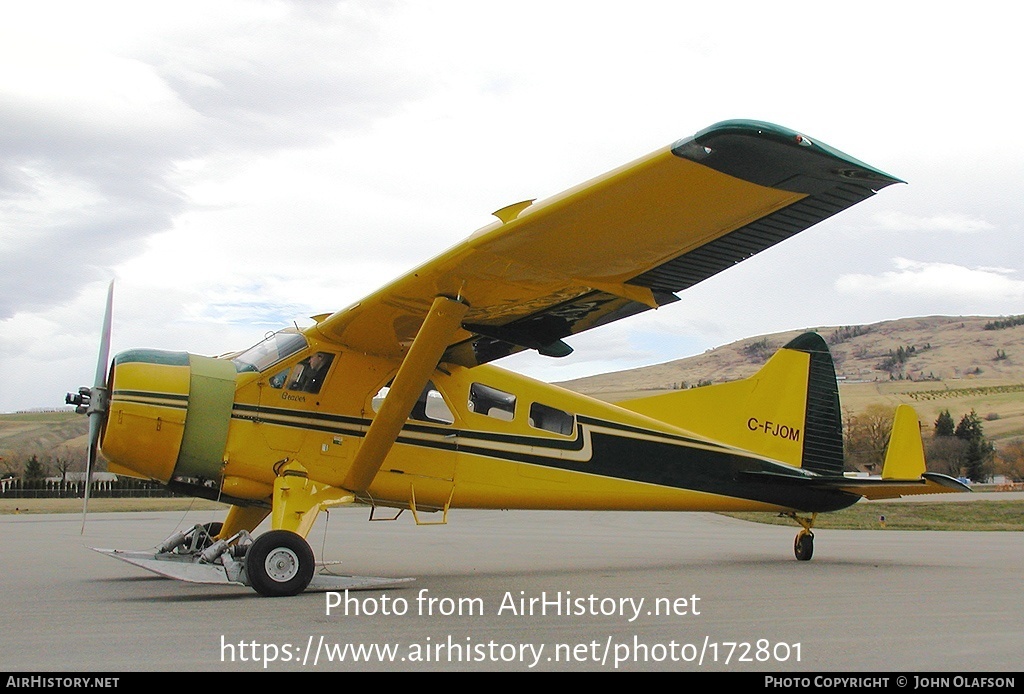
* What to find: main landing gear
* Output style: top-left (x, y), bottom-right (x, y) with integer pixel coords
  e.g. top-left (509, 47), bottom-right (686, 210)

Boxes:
top-left (246, 530), bottom-right (315, 597)
top-left (93, 521), bottom-right (412, 596)
top-left (785, 512), bottom-right (817, 561)
top-left (96, 522), bottom-right (315, 596)
top-left (160, 524), bottom-right (316, 597)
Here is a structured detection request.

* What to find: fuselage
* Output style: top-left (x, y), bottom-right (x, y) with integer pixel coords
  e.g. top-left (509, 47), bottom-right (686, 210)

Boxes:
top-left (100, 330), bottom-right (860, 517)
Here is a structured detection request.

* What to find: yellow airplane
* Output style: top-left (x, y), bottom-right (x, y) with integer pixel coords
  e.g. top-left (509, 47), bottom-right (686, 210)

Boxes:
top-left (68, 120), bottom-right (969, 596)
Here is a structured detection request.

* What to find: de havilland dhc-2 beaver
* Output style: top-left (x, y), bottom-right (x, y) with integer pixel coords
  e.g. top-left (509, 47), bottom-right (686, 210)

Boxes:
top-left (67, 120), bottom-right (969, 596)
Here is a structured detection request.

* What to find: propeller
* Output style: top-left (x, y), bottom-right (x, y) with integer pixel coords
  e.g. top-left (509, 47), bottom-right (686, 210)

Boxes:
top-left (66, 281), bottom-right (114, 534)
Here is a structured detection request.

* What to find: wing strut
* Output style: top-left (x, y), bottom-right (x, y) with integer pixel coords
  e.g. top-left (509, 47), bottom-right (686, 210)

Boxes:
top-left (341, 295), bottom-right (469, 494)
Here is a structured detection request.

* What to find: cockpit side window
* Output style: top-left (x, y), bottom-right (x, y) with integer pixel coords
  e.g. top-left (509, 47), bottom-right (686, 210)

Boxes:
top-left (268, 352), bottom-right (335, 394)
top-left (232, 331), bottom-right (307, 373)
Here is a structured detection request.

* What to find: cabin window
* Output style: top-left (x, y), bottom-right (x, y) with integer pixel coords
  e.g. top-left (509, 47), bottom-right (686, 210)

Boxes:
top-left (529, 402), bottom-right (575, 435)
top-left (372, 381), bottom-right (454, 425)
top-left (232, 330), bottom-right (307, 373)
top-left (468, 383), bottom-right (516, 421)
top-left (269, 352), bottom-right (335, 394)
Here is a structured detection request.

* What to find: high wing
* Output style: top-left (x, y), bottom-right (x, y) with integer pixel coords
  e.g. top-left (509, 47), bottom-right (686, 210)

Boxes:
top-left (308, 120), bottom-right (901, 363)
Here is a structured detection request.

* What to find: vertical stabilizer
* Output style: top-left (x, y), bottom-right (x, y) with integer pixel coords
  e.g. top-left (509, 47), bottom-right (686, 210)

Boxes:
top-left (881, 404), bottom-right (927, 479)
top-left (620, 332), bottom-right (844, 474)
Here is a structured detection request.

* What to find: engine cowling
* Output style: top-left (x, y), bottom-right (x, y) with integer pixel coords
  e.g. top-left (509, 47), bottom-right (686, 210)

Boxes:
top-left (102, 349), bottom-right (236, 490)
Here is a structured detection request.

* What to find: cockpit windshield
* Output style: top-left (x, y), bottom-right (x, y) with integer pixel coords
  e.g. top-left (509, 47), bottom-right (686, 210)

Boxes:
top-left (231, 330), bottom-right (308, 373)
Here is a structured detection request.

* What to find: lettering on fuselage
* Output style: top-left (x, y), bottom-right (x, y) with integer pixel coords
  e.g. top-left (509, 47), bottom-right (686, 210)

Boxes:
top-left (282, 392), bottom-right (306, 403)
top-left (747, 417), bottom-right (800, 442)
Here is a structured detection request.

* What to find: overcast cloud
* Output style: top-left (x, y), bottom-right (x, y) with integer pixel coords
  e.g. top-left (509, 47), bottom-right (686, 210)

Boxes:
top-left (2, 1), bottom-right (1022, 411)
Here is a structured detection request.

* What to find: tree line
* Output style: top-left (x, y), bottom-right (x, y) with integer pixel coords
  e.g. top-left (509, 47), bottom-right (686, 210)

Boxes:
top-left (984, 315), bottom-right (1024, 331)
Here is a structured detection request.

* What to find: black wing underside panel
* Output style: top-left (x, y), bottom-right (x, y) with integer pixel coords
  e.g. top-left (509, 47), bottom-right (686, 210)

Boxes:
top-left (629, 120), bottom-right (895, 297)
top-left (627, 181), bottom-right (875, 295)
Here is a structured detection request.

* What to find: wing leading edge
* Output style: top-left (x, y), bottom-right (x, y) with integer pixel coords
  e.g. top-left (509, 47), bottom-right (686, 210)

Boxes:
top-left (310, 120), bottom-right (902, 365)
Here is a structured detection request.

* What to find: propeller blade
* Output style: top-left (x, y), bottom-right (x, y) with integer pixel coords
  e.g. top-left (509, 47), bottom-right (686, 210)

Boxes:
top-left (93, 281), bottom-right (114, 391)
top-left (82, 281), bottom-right (114, 534)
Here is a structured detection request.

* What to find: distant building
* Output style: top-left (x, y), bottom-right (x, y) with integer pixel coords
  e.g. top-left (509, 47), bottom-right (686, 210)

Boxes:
top-left (46, 472), bottom-right (117, 483)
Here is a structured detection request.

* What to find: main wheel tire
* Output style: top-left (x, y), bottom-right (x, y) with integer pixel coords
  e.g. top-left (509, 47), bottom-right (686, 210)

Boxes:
top-left (794, 531), bottom-right (814, 561)
top-left (247, 530), bottom-right (315, 597)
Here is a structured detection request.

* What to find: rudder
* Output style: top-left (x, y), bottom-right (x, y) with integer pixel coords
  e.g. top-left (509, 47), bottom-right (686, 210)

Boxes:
top-left (786, 333), bottom-right (844, 476)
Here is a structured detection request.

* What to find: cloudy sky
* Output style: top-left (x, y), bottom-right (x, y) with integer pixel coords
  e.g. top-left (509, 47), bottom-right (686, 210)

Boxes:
top-left (2, 1), bottom-right (1022, 412)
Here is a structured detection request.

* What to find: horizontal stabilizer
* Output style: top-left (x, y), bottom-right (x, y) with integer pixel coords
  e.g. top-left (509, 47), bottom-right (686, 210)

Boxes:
top-left (741, 469), bottom-right (971, 500)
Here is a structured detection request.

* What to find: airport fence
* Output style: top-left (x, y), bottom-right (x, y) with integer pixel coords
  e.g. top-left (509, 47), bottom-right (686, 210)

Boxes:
top-left (1, 477), bottom-right (181, 499)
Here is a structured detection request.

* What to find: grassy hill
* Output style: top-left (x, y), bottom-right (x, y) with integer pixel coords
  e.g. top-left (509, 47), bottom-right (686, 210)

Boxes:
top-left (0, 410), bottom-right (89, 476)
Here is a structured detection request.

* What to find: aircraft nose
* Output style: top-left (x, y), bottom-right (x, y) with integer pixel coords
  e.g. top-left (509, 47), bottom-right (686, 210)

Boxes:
top-left (101, 350), bottom-right (236, 487)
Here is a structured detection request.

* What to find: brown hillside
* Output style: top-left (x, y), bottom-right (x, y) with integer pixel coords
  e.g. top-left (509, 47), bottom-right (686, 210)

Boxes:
top-left (0, 411), bottom-right (89, 475)
top-left (559, 316), bottom-right (1024, 398)
top-left (558, 316), bottom-right (1024, 448)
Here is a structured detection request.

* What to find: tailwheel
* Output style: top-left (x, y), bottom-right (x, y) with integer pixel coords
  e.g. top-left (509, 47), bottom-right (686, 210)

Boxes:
top-left (794, 530), bottom-right (814, 561)
top-left (246, 530), bottom-right (315, 597)
top-left (784, 512), bottom-right (818, 562)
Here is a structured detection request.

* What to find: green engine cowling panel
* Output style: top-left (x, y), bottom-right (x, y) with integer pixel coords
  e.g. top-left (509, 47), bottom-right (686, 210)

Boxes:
top-left (174, 355), bottom-right (237, 481)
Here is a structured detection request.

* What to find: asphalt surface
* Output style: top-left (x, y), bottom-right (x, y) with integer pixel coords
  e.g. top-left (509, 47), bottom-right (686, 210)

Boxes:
top-left (2, 506), bottom-right (1021, 672)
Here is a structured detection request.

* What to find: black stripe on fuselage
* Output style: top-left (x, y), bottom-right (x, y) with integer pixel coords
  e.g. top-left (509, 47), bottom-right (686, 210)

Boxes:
top-left (235, 403), bottom-right (857, 512)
